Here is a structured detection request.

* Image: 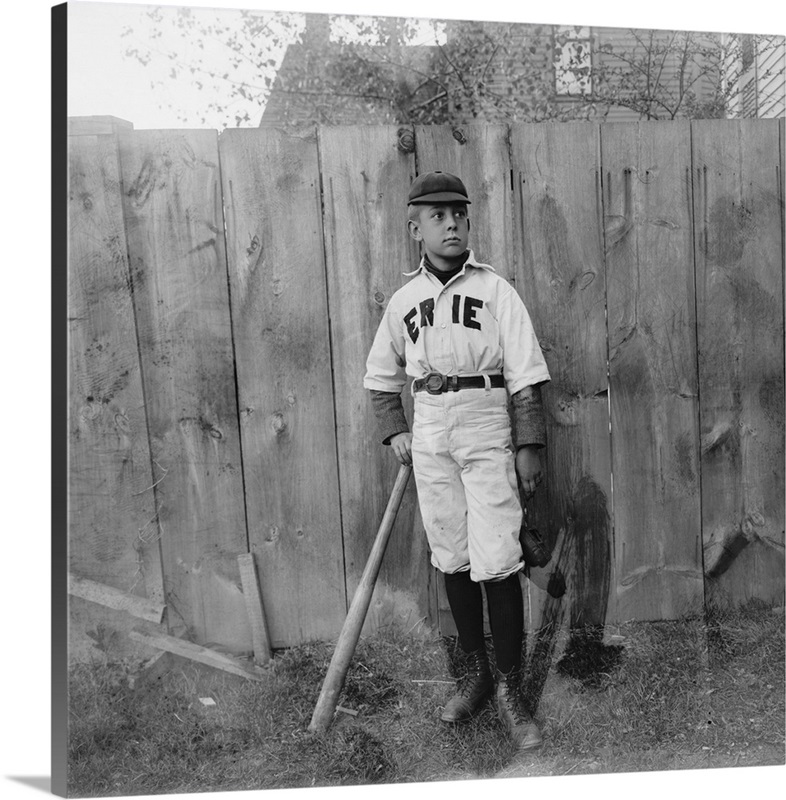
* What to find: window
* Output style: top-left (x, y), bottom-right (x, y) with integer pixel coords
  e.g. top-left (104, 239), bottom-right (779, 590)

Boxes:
top-left (553, 26), bottom-right (593, 96)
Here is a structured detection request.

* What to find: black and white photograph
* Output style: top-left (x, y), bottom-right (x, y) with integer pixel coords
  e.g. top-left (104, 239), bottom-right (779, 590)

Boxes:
top-left (26, 0), bottom-right (786, 797)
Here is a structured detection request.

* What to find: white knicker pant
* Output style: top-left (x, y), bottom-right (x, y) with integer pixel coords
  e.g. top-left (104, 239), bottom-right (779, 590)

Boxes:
top-left (411, 386), bottom-right (524, 582)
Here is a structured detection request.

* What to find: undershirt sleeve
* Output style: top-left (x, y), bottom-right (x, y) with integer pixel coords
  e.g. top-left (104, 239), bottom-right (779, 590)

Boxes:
top-left (369, 390), bottom-right (409, 445)
top-left (510, 383), bottom-right (547, 449)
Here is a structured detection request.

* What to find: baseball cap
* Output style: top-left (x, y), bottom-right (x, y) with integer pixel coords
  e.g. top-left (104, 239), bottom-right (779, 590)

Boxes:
top-left (407, 171), bottom-right (471, 205)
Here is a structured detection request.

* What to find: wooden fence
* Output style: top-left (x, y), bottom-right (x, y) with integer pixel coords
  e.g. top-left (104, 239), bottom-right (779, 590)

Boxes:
top-left (68, 117), bottom-right (785, 655)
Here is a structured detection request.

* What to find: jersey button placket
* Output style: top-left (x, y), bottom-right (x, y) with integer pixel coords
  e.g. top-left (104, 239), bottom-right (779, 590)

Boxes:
top-left (432, 291), bottom-right (451, 373)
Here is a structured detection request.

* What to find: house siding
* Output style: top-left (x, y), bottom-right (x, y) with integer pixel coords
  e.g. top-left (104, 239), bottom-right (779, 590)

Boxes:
top-left (259, 15), bottom-right (784, 127)
top-left (757, 35), bottom-right (786, 118)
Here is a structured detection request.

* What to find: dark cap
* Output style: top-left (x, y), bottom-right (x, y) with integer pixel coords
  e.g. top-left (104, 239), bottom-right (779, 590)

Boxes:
top-left (407, 171), bottom-right (471, 205)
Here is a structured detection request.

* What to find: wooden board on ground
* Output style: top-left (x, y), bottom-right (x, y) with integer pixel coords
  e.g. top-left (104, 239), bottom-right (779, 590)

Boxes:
top-left (219, 127), bottom-right (347, 647)
top-left (118, 130), bottom-right (249, 650)
top-left (68, 574), bottom-right (165, 623)
top-left (68, 132), bottom-right (164, 605)
top-left (319, 126), bottom-right (430, 635)
top-left (127, 650), bottom-right (174, 692)
top-left (510, 122), bottom-right (613, 632)
top-left (602, 121), bottom-right (704, 621)
top-left (236, 553), bottom-right (272, 664)
top-left (692, 119), bottom-right (785, 608)
top-left (129, 629), bottom-right (265, 682)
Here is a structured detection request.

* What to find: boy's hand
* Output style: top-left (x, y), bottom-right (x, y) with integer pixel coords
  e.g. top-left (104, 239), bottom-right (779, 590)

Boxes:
top-left (389, 432), bottom-right (413, 466)
top-left (516, 446), bottom-right (543, 499)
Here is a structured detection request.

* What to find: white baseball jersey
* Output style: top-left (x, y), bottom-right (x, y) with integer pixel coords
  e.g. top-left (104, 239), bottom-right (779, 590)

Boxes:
top-left (363, 251), bottom-right (550, 393)
top-left (364, 251), bottom-right (550, 580)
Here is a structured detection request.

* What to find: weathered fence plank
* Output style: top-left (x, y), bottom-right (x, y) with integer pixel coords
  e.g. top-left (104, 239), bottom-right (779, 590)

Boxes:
top-left (219, 128), bottom-right (347, 646)
top-left (117, 130), bottom-right (249, 650)
top-left (319, 126), bottom-right (432, 634)
top-left (692, 119), bottom-right (785, 608)
top-left (603, 121), bottom-right (704, 621)
top-left (414, 124), bottom-right (516, 634)
top-left (68, 133), bottom-right (163, 603)
top-left (510, 123), bottom-right (613, 632)
top-left (415, 123), bottom-right (515, 278)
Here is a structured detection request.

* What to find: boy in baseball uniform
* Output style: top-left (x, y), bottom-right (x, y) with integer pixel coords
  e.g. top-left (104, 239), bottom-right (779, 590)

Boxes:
top-left (364, 171), bottom-right (550, 751)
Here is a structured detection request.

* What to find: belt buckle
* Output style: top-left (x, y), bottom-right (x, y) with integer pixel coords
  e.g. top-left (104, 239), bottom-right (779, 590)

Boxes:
top-left (423, 372), bottom-right (445, 394)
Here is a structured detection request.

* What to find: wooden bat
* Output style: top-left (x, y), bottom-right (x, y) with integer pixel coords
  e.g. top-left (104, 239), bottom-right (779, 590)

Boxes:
top-left (308, 463), bottom-right (413, 733)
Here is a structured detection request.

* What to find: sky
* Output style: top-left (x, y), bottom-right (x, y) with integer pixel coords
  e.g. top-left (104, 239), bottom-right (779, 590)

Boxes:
top-left (68, 1), bottom-right (293, 128)
top-left (67, 1), bottom-right (451, 129)
top-left (0, 2), bottom-right (784, 800)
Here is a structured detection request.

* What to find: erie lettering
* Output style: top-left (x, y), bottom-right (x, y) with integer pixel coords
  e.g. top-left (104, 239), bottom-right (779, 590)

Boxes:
top-left (404, 293), bottom-right (484, 343)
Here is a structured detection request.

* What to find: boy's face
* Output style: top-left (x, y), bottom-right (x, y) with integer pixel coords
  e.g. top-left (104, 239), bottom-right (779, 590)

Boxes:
top-left (408, 203), bottom-right (470, 267)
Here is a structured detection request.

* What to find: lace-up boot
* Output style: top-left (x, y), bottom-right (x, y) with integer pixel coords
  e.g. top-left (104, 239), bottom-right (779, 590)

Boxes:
top-left (440, 649), bottom-right (494, 723)
top-left (495, 668), bottom-right (543, 751)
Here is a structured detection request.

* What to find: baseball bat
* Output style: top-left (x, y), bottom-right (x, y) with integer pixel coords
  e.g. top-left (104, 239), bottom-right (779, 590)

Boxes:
top-left (308, 463), bottom-right (412, 733)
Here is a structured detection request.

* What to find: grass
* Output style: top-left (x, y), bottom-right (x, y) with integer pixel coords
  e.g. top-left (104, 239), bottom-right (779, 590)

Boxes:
top-left (67, 601), bottom-right (785, 796)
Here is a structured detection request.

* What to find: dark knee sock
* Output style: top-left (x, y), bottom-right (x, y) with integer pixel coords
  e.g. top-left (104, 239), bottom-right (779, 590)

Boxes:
top-left (443, 570), bottom-right (485, 654)
top-left (484, 573), bottom-right (524, 674)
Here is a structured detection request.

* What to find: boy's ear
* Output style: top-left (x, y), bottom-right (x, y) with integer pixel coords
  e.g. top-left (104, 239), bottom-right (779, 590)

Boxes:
top-left (407, 219), bottom-right (422, 241)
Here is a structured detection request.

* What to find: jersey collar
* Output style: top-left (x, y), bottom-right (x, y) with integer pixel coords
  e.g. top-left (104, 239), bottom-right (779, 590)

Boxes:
top-left (403, 249), bottom-right (496, 277)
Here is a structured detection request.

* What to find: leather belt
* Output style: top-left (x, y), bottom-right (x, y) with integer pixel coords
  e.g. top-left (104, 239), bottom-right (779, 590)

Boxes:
top-left (413, 372), bottom-right (505, 394)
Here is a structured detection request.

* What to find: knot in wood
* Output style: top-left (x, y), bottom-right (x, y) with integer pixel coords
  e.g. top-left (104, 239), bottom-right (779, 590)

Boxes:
top-left (742, 511), bottom-right (765, 538)
top-left (396, 128), bottom-right (415, 153)
top-left (573, 270), bottom-right (596, 291)
top-left (114, 413), bottom-right (131, 433)
top-left (265, 526), bottom-right (280, 544)
top-left (452, 128), bottom-right (467, 145)
top-left (81, 401), bottom-right (101, 421)
top-left (246, 234), bottom-right (261, 268)
top-left (373, 291), bottom-right (386, 305)
top-left (271, 412), bottom-right (287, 435)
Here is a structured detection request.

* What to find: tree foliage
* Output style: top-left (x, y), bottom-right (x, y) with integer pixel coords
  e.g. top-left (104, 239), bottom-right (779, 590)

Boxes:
top-left (121, 7), bottom-right (784, 128)
top-left (122, 5), bottom-right (299, 127)
top-left (568, 29), bottom-right (785, 120)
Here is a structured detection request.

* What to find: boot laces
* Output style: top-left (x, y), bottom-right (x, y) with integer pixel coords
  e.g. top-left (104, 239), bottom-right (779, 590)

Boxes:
top-left (501, 676), bottom-right (530, 724)
top-left (458, 653), bottom-right (489, 696)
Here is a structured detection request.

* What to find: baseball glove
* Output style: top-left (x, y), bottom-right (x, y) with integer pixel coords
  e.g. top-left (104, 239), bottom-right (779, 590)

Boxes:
top-left (519, 525), bottom-right (551, 568)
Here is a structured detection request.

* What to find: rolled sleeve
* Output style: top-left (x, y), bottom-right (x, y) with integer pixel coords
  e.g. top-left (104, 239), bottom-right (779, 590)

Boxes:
top-left (510, 384), bottom-right (547, 449)
top-left (370, 391), bottom-right (409, 445)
